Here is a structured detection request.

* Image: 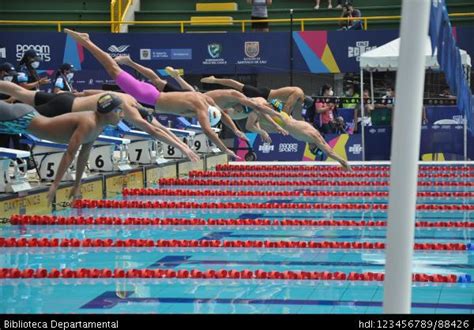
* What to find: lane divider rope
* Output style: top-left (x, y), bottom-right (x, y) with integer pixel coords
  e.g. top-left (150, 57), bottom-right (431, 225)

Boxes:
top-left (9, 215), bottom-right (474, 228)
top-left (71, 199), bottom-right (474, 211)
top-left (0, 237), bottom-right (469, 250)
top-left (0, 268), bottom-right (470, 283)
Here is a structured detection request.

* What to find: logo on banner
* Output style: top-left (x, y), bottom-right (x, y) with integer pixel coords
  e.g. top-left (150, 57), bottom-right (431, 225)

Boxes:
top-left (208, 43), bottom-right (222, 58)
top-left (258, 144), bottom-right (274, 153)
top-left (237, 41), bottom-right (267, 65)
top-left (245, 41), bottom-right (260, 58)
top-left (107, 45), bottom-right (130, 57)
top-left (279, 143), bottom-right (298, 153)
top-left (0, 47), bottom-right (5, 58)
top-left (348, 41), bottom-right (377, 61)
top-left (140, 49), bottom-right (151, 60)
top-left (16, 44), bottom-right (51, 62)
top-left (203, 43), bottom-right (226, 65)
top-left (349, 144), bottom-right (362, 155)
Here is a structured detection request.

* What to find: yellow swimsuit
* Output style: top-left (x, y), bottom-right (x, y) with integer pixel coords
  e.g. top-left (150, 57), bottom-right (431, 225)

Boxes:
top-left (269, 98), bottom-right (290, 127)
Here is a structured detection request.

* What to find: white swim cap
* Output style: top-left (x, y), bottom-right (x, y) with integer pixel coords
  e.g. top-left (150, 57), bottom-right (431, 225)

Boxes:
top-left (208, 106), bottom-right (222, 126)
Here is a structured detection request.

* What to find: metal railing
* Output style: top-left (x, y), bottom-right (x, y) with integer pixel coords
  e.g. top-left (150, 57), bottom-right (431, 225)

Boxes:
top-left (0, 12), bottom-right (472, 33)
top-left (110, 0), bottom-right (133, 32)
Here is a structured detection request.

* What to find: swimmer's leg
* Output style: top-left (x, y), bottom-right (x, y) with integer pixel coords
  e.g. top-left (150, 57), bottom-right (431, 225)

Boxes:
top-left (64, 29), bottom-right (121, 79)
top-left (200, 76), bottom-right (244, 92)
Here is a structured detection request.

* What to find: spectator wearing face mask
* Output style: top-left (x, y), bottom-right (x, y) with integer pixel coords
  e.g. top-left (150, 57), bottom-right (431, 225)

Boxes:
top-left (0, 62), bottom-right (18, 103)
top-left (17, 49), bottom-right (50, 91)
top-left (315, 84), bottom-right (336, 134)
top-left (53, 63), bottom-right (77, 93)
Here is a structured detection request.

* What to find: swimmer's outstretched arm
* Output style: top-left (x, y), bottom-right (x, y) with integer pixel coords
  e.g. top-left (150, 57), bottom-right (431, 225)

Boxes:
top-left (219, 109), bottom-right (250, 142)
top-left (245, 112), bottom-right (272, 144)
top-left (114, 55), bottom-right (167, 91)
top-left (125, 103), bottom-right (200, 162)
top-left (68, 142), bottom-right (93, 201)
top-left (305, 127), bottom-right (351, 171)
top-left (195, 108), bottom-right (240, 159)
top-left (47, 123), bottom-right (92, 205)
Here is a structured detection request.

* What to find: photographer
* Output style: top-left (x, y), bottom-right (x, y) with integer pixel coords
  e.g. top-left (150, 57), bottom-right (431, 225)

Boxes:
top-left (339, 3), bottom-right (362, 30)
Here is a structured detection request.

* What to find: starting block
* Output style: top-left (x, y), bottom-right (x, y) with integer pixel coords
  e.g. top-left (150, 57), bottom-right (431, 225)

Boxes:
top-left (0, 147), bottom-right (32, 193)
top-left (161, 127), bottom-right (196, 159)
top-left (116, 122), bottom-right (168, 164)
top-left (20, 134), bottom-right (74, 182)
top-left (177, 117), bottom-right (221, 153)
top-left (89, 135), bottom-right (131, 172)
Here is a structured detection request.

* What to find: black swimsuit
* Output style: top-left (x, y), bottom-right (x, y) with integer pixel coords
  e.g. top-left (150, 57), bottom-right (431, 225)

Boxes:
top-left (34, 92), bottom-right (76, 117)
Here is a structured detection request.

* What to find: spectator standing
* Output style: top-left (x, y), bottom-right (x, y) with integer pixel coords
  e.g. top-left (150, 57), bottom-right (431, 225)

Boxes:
top-left (315, 0), bottom-right (346, 10)
top-left (53, 63), bottom-right (76, 93)
top-left (16, 49), bottom-right (50, 91)
top-left (339, 3), bottom-right (362, 30)
top-left (247, 0), bottom-right (272, 32)
top-left (315, 84), bottom-right (336, 134)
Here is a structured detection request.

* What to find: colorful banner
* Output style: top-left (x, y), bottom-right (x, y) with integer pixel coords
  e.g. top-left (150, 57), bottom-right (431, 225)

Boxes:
top-left (235, 125), bottom-right (470, 162)
top-left (235, 133), bottom-right (362, 161)
top-left (2, 28), bottom-right (472, 82)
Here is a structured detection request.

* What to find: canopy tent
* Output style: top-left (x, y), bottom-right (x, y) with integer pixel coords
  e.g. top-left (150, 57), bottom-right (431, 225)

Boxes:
top-left (357, 37), bottom-right (471, 161)
top-left (360, 36), bottom-right (471, 71)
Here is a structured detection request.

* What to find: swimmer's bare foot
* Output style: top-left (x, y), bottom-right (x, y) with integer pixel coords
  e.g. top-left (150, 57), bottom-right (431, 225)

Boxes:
top-left (165, 66), bottom-right (181, 78)
top-left (64, 28), bottom-right (90, 44)
top-left (200, 76), bottom-right (217, 84)
top-left (114, 55), bottom-right (132, 65)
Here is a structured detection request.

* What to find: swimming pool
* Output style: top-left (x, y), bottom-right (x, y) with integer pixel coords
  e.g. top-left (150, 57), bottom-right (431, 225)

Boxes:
top-left (1, 164), bottom-right (472, 314)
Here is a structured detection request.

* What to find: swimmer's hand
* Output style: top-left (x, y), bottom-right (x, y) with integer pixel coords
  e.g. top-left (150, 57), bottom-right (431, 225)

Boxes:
top-left (261, 132), bottom-right (272, 144)
top-left (226, 150), bottom-right (242, 160)
top-left (184, 148), bottom-right (201, 162)
top-left (235, 130), bottom-right (250, 143)
top-left (69, 186), bottom-right (82, 201)
top-left (276, 126), bottom-right (289, 136)
top-left (340, 160), bottom-right (352, 171)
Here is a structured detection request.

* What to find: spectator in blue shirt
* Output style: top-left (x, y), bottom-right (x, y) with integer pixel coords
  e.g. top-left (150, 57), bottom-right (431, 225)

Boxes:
top-left (53, 63), bottom-right (76, 93)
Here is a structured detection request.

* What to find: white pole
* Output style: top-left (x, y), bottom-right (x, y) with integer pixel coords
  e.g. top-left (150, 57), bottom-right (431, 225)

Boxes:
top-left (360, 68), bottom-right (366, 161)
top-left (370, 72), bottom-right (375, 105)
top-left (383, 0), bottom-right (430, 314)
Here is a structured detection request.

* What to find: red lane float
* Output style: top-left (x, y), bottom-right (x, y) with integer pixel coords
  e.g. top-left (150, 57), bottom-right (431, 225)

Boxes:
top-left (0, 267), bottom-right (462, 283)
top-left (216, 164), bottom-right (473, 173)
top-left (9, 215), bottom-right (474, 228)
top-left (189, 170), bottom-right (474, 179)
top-left (71, 199), bottom-right (474, 211)
top-left (122, 188), bottom-right (474, 198)
top-left (157, 178), bottom-right (472, 187)
top-left (0, 237), bottom-right (467, 250)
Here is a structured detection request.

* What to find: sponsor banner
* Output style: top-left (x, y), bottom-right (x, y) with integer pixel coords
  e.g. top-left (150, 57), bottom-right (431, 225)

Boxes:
top-left (236, 126), bottom-right (467, 161)
top-left (365, 125), bottom-right (466, 160)
top-left (0, 29), bottom-right (471, 74)
top-left (0, 197), bottom-right (21, 218)
top-left (236, 133), bottom-right (362, 161)
top-left (56, 179), bottom-right (103, 210)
